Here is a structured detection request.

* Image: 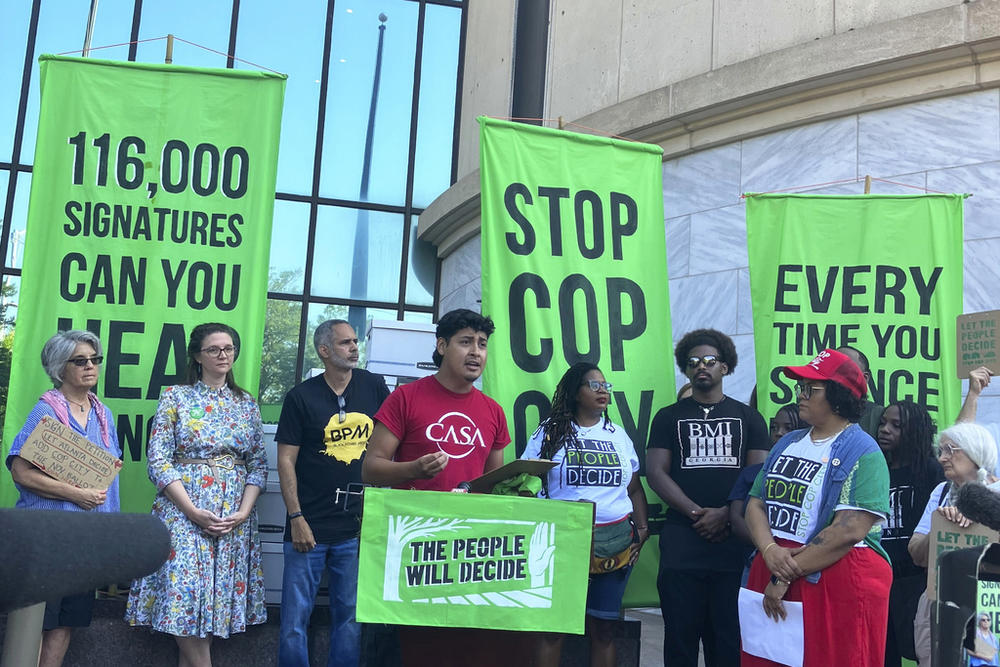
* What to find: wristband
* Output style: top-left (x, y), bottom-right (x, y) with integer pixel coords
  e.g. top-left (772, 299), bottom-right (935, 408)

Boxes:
top-left (288, 511), bottom-right (304, 520)
top-left (762, 542), bottom-right (778, 556)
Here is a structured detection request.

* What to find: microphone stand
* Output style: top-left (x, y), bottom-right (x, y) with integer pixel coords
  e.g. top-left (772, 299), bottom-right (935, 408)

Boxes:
top-left (1, 601), bottom-right (45, 666)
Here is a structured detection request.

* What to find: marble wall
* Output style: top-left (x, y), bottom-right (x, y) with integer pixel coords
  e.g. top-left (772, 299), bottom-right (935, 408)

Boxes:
top-left (438, 88), bottom-right (1000, 426)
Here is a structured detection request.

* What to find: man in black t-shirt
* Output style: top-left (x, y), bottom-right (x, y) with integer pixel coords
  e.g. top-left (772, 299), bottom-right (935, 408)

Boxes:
top-left (276, 319), bottom-right (390, 667)
top-left (647, 329), bottom-right (770, 667)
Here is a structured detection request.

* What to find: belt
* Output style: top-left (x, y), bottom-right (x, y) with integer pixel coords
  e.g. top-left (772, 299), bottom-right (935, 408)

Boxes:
top-left (174, 454), bottom-right (246, 476)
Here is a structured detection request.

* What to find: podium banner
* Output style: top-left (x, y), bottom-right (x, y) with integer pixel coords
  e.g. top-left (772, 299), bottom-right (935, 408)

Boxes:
top-left (2, 56), bottom-right (285, 511)
top-left (746, 194), bottom-right (964, 427)
top-left (357, 488), bottom-right (593, 634)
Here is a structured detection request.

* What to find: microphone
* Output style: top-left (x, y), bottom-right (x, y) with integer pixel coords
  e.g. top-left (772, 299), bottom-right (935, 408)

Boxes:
top-left (955, 483), bottom-right (1000, 532)
top-left (0, 509), bottom-right (171, 613)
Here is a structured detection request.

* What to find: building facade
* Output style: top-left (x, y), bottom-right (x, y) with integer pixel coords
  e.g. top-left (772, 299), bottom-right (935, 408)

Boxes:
top-left (422, 0), bottom-right (1000, 423)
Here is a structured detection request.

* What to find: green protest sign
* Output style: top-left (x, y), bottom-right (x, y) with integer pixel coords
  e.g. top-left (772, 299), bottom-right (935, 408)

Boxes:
top-left (357, 488), bottom-right (593, 633)
top-left (2, 56), bottom-right (285, 511)
top-left (747, 194), bottom-right (964, 428)
top-left (479, 116), bottom-right (671, 607)
top-left (478, 117), bottom-right (672, 468)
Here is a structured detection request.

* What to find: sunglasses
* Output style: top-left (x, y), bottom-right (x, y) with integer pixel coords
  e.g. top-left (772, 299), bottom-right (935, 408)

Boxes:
top-left (67, 356), bottom-right (103, 367)
top-left (686, 355), bottom-right (719, 370)
top-left (583, 380), bottom-right (613, 392)
top-left (794, 383), bottom-right (825, 399)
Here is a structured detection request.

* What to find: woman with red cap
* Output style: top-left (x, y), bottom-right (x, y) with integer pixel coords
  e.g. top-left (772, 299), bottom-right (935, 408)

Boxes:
top-left (741, 349), bottom-right (891, 666)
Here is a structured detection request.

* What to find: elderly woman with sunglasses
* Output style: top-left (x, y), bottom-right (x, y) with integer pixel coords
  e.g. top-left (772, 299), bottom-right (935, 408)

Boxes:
top-left (742, 349), bottom-right (891, 667)
top-left (521, 362), bottom-right (648, 667)
top-left (126, 323), bottom-right (267, 667)
top-left (906, 421), bottom-right (999, 667)
top-left (5, 330), bottom-right (121, 666)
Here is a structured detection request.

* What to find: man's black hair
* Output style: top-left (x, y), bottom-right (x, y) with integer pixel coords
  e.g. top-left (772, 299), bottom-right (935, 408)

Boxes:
top-left (674, 328), bottom-right (737, 375)
top-left (432, 308), bottom-right (496, 366)
top-left (837, 345), bottom-right (871, 374)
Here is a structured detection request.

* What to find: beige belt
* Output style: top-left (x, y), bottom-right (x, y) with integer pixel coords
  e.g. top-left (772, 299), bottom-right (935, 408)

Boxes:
top-left (174, 454), bottom-right (246, 477)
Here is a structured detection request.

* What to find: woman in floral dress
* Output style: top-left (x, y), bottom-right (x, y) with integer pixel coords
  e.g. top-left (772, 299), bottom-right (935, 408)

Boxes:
top-left (126, 323), bottom-right (268, 666)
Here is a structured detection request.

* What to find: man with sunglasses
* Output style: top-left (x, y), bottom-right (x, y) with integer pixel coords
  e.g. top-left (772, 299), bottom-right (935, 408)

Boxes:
top-left (647, 328), bottom-right (770, 667)
top-left (276, 319), bottom-right (390, 667)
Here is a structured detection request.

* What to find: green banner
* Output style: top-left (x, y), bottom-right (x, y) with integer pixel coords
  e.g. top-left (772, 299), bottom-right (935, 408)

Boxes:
top-left (2, 56), bottom-right (285, 511)
top-left (479, 117), bottom-right (673, 466)
top-left (479, 116), bottom-right (672, 608)
top-left (747, 194), bottom-right (964, 428)
top-left (357, 488), bottom-right (593, 633)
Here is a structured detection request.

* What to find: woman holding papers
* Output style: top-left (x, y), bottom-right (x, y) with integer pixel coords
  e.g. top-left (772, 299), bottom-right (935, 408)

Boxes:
top-left (742, 349), bottom-right (890, 666)
top-left (125, 323), bottom-right (267, 667)
top-left (6, 329), bottom-right (121, 667)
top-left (521, 362), bottom-right (649, 667)
top-left (969, 613), bottom-right (1000, 666)
top-left (907, 421), bottom-right (999, 667)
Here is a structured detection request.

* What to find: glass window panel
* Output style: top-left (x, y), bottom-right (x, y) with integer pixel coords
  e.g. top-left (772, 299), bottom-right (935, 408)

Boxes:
top-left (0, 273), bottom-right (19, 434)
top-left (268, 199), bottom-right (310, 295)
top-left (135, 0), bottom-right (233, 68)
top-left (311, 205), bottom-right (403, 303)
top-left (19, 1), bottom-right (100, 163)
top-left (319, 1), bottom-right (418, 206)
top-left (405, 216), bottom-right (436, 307)
top-left (235, 2), bottom-right (324, 195)
top-left (259, 297), bottom-right (301, 406)
top-left (411, 3), bottom-right (460, 208)
top-left (6, 172), bottom-right (31, 269)
top-left (403, 310), bottom-right (433, 324)
top-left (0, 2), bottom-right (32, 163)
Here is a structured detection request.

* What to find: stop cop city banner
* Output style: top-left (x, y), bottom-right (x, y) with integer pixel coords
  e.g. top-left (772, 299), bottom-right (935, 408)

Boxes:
top-left (357, 488), bottom-right (593, 633)
top-left (1, 56), bottom-right (285, 511)
top-left (478, 116), bottom-right (672, 607)
top-left (746, 194), bottom-right (964, 429)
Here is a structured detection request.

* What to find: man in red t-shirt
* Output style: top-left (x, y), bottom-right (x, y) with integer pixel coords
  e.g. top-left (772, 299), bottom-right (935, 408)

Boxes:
top-left (363, 308), bottom-right (510, 490)
top-left (362, 309), bottom-right (515, 667)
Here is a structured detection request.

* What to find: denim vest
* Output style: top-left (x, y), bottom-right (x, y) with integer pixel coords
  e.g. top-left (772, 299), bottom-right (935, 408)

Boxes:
top-left (760, 423), bottom-right (888, 582)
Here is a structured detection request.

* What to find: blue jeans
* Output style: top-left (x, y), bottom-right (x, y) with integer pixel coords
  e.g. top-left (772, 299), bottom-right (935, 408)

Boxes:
top-left (279, 538), bottom-right (360, 667)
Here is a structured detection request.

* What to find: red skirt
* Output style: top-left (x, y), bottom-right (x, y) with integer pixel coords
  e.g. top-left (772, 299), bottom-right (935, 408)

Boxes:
top-left (741, 538), bottom-right (892, 667)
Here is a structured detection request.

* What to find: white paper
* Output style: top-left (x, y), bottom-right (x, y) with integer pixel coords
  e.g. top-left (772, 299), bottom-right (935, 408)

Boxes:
top-left (738, 587), bottom-right (804, 667)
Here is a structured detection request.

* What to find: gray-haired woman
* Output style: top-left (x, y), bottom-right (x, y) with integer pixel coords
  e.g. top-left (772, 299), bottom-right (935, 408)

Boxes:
top-left (5, 329), bottom-right (121, 666)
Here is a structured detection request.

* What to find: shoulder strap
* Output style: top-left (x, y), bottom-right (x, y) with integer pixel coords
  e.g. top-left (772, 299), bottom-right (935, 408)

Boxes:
top-left (938, 481), bottom-right (951, 506)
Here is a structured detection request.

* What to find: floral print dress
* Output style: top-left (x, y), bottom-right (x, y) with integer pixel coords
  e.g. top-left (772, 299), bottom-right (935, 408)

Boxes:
top-left (125, 382), bottom-right (268, 638)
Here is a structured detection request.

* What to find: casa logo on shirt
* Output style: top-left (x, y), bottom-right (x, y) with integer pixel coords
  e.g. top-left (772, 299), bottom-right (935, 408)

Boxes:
top-left (677, 418), bottom-right (742, 468)
top-left (426, 411), bottom-right (486, 459)
top-left (322, 412), bottom-right (374, 464)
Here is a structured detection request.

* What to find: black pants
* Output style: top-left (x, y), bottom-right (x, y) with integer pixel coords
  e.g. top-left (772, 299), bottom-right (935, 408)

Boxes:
top-left (657, 568), bottom-right (741, 667)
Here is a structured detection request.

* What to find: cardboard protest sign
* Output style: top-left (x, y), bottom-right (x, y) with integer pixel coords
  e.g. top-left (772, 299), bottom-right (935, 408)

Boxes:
top-left (928, 511), bottom-right (998, 600)
top-left (958, 310), bottom-right (999, 377)
top-left (19, 416), bottom-right (122, 490)
top-left (357, 488), bottom-right (593, 634)
top-left (746, 194), bottom-right (965, 428)
top-left (2, 56), bottom-right (285, 511)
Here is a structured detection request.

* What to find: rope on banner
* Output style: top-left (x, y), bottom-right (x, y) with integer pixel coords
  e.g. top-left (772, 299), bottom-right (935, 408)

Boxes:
top-left (741, 175), bottom-right (956, 197)
top-left (57, 35), bottom-right (283, 74)
top-left (491, 116), bottom-right (636, 142)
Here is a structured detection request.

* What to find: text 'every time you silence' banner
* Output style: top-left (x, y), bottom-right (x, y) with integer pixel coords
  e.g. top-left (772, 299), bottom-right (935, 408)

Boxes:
top-left (357, 488), bottom-right (593, 634)
top-left (2, 56), bottom-right (285, 511)
top-left (479, 117), bottom-right (673, 468)
top-left (747, 194), bottom-right (963, 428)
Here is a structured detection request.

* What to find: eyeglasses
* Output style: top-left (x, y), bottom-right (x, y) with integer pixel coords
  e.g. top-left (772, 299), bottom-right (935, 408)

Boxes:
top-left (794, 383), bottom-right (825, 399)
top-left (200, 345), bottom-right (238, 358)
top-left (939, 443), bottom-right (964, 459)
top-left (686, 355), bottom-right (719, 370)
top-left (583, 380), bottom-right (613, 393)
top-left (67, 356), bottom-right (103, 367)
top-left (337, 394), bottom-right (346, 424)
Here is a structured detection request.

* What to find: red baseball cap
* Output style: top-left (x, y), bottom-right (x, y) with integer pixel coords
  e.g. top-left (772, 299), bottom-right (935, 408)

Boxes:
top-left (783, 349), bottom-right (868, 399)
